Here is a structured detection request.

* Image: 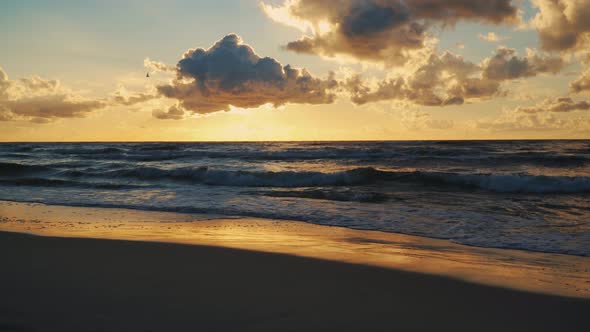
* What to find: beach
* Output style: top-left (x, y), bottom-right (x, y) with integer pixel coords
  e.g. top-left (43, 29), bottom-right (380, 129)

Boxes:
top-left (1, 201), bottom-right (589, 331)
top-left (2, 0), bottom-right (590, 328)
top-left (1, 232), bottom-right (589, 332)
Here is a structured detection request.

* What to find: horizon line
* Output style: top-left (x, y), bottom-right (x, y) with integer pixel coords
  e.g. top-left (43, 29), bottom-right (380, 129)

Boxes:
top-left (0, 138), bottom-right (589, 144)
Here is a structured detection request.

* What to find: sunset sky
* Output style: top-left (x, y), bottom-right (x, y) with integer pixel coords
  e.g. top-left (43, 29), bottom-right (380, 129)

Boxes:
top-left (1, 0), bottom-right (589, 141)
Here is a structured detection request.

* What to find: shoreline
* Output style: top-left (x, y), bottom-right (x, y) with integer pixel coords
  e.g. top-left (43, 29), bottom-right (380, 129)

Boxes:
top-left (1, 197), bottom-right (586, 258)
top-left (1, 200), bottom-right (589, 298)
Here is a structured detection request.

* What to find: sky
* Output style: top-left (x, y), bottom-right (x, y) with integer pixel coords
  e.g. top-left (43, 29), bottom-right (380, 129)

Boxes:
top-left (1, 0), bottom-right (589, 141)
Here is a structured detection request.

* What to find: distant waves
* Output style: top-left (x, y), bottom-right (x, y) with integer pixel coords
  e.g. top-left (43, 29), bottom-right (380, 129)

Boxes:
top-left (1, 160), bottom-right (589, 193)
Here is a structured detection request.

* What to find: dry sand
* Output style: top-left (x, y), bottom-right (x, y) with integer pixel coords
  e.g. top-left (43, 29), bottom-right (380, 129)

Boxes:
top-left (1, 232), bottom-right (589, 332)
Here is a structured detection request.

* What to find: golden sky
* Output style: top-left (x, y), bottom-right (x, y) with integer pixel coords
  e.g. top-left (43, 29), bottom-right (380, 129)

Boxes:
top-left (1, 0), bottom-right (589, 141)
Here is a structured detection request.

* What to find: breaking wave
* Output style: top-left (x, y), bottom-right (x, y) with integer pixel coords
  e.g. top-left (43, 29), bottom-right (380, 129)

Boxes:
top-left (67, 166), bottom-right (590, 193)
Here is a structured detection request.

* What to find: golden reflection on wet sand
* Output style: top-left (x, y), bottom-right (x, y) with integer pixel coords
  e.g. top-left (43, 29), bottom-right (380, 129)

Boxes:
top-left (0, 200), bottom-right (588, 298)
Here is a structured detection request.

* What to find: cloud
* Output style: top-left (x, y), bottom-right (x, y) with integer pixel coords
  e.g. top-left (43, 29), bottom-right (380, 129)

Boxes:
top-left (262, 0), bottom-right (519, 66)
top-left (144, 58), bottom-right (175, 73)
top-left (478, 32), bottom-right (508, 42)
top-left (0, 66), bottom-right (107, 123)
top-left (152, 104), bottom-right (186, 120)
top-left (343, 47), bottom-right (563, 106)
top-left (482, 47), bottom-right (565, 80)
top-left (530, 0), bottom-right (590, 52)
top-left (401, 110), bottom-right (454, 130)
top-left (156, 34), bottom-right (337, 115)
top-left (0, 68), bottom-right (10, 100)
top-left (477, 95), bottom-right (590, 132)
top-left (345, 51), bottom-right (480, 106)
top-left (111, 91), bottom-right (157, 106)
top-left (476, 109), bottom-right (590, 133)
top-left (477, 109), bottom-right (590, 132)
top-left (516, 97), bottom-right (590, 113)
top-left (570, 70), bottom-right (590, 93)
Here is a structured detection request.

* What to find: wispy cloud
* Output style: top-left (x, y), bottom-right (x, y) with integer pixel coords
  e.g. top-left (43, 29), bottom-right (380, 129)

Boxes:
top-left (0, 66), bottom-right (106, 123)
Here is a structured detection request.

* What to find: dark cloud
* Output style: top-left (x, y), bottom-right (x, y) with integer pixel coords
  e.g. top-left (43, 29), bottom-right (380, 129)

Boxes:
top-left (408, 0), bottom-right (518, 23)
top-left (531, 0), bottom-right (590, 51)
top-left (152, 104), bottom-right (185, 120)
top-left (0, 66), bottom-right (107, 123)
top-left (344, 47), bottom-right (562, 107)
top-left (482, 47), bottom-right (564, 80)
top-left (448, 78), bottom-right (501, 99)
top-left (264, 0), bottom-right (519, 65)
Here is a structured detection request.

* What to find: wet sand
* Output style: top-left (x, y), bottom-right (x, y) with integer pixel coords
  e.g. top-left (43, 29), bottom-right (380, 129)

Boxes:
top-left (1, 201), bottom-right (589, 298)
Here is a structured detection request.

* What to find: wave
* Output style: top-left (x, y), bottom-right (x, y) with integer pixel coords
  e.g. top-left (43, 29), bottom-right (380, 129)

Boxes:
top-left (1, 153), bottom-right (34, 159)
top-left (63, 165), bottom-right (590, 193)
top-left (0, 162), bottom-right (50, 176)
top-left (0, 178), bottom-right (144, 189)
top-left (503, 153), bottom-right (589, 165)
top-left (0, 145), bottom-right (37, 153)
top-left (430, 173), bottom-right (590, 194)
top-left (49, 147), bottom-right (128, 155)
top-left (3, 158), bottom-right (589, 193)
top-left (256, 189), bottom-right (391, 203)
top-left (5, 141), bottom-right (589, 168)
top-left (9, 149), bottom-right (590, 167)
top-left (97, 166), bottom-right (383, 187)
top-left (136, 144), bottom-right (183, 151)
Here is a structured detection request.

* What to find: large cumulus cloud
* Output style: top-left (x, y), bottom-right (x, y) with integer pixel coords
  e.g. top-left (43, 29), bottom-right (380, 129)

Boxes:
top-left (156, 34), bottom-right (337, 115)
top-left (530, 0), bottom-right (590, 52)
top-left (263, 0), bottom-right (519, 66)
top-left (344, 47), bottom-right (564, 106)
top-left (0, 67), bottom-right (107, 123)
top-left (527, 1), bottom-right (590, 105)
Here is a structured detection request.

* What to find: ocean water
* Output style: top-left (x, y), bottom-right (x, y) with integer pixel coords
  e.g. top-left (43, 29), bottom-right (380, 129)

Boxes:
top-left (0, 140), bottom-right (589, 256)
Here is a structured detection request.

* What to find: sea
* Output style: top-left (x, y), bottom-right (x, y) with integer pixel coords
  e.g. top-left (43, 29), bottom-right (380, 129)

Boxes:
top-left (0, 140), bottom-right (589, 256)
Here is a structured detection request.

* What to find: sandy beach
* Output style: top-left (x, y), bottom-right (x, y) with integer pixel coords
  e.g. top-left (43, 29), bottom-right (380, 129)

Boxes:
top-left (3, 0), bottom-right (590, 328)
top-left (1, 201), bottom-right (589, 331)
top-left (1, 231), bottom-right (589, 332)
